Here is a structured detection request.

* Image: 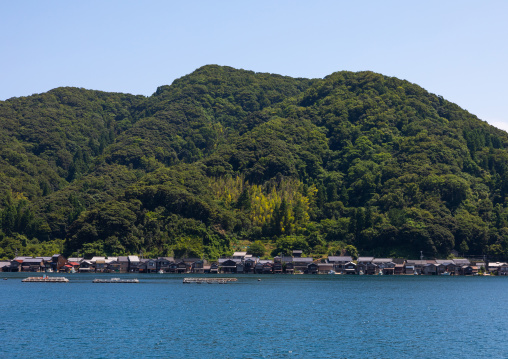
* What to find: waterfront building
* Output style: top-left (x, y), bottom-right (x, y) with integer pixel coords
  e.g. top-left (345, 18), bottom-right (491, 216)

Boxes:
top-left (327, 256), bottom-right (353, 273)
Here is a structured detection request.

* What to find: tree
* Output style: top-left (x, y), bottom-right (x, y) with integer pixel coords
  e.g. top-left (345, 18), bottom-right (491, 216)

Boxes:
top-left (247, 241), bottom-right (265, 257)
top-left (343, 244), bottom-right (359, 260)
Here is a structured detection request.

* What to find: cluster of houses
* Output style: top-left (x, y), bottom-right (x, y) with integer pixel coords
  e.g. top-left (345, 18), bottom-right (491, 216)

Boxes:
top-left (2, 251), bottom-right (508, 276)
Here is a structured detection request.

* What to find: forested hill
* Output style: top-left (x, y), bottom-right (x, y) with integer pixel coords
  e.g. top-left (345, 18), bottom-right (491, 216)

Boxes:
top-left (1, 65), bottom-right (508, 260)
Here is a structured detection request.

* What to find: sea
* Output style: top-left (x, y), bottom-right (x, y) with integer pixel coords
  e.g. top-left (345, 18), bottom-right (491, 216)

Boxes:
top-left (1, 273), bottom-right (507, 359)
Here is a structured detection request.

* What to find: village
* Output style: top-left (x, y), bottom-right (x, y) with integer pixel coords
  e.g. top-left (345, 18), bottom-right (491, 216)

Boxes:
top-left (2, 251), bottom-right (508, 276)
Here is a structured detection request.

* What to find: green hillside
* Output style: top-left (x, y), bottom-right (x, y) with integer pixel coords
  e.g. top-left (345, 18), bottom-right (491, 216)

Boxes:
top-left (1, 65), bottom-right (508, 260)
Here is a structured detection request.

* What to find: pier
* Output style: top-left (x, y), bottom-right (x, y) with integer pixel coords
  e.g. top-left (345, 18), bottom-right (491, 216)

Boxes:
top-left (183, 277), bottom-right (237, 284)
top-left (22, 276), bottom-right (69, 283)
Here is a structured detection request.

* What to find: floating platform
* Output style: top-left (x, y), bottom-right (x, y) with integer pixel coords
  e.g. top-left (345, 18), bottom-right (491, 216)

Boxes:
top-left (93, 278), bottom-right (139, 283)
top-left (183, 277), bottom-right (237, 284)
top-left (22, 276), bottom-right (69, 283)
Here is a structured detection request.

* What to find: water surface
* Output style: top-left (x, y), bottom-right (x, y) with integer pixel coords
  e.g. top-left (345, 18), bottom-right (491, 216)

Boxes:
top-left (1, 273), bottom-right (506, 358)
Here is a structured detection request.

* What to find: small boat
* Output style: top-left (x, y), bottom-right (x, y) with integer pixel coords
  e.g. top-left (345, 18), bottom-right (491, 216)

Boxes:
top-left (158, 270), bottom-right (164, 274)
top-left (440, 271), bottom-right (451, 276)
top-left (46, 268), bottom-right (53, 273)
top-left (328, 270), bottom-right (336, 275)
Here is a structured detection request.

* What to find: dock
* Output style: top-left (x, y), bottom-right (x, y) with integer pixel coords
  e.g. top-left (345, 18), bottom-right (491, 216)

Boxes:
top-left (93, 278), bottom-right (139, 283)
top-left (183, 277), bottom-right (237, 284)
top-left (22, 276), bottom-right (69, 283)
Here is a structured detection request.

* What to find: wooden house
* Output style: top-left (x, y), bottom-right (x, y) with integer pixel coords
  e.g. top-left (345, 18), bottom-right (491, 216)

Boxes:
top-left (366, 263), bottom-right (379, 275)
top-left (156, 257), bottom-right (174, 273)
top-left (293, 257), bottom-right (313, 273)
top-left (107, 260), bottom-right (121, 273)
top-left (219, 259), bottom-right (239, 273)
top-left (317, 263), bottom-right (333, 274)
top-left (262, 261), bottom-right (273, 274)
top-left (210, 263), bottom-right (219, 273)
top-left (307, 262), bottom-right (319, 274)
top-left (95, 259), bottom-right (107, 273)
top-left (51, 254), bottom-right (68, 272)
top-left (394, 264), bottom-right (404, 275)
top-left (138, 259), bottom-right (157, 273)
top-left (236, 262), bottom-right (245, 274)
top-left (373, 258), bottom-right (395, 270)
top-left (79, 260), bottom-right (94, 272)
top-left (21, 258), bottom-right (44, 272)
top-left (0, 261), bottom-right (12, 272)
top-left (404, 265), bottom-right (415, 275)
top-left (244, 258), bottom-right (257, 273)
top-left (460, 265), bottom-right (474, 276)
top-left (273, 257), bottom-right (283, 274)
top-left (344, 262), bottom-right (356, 274)
top-left (327, 256), bottom-right (353, 273)
top-left (36, 257), bottom-right (53, 271)
top-left (405, 260), bottom-right (428, 275)
top-left (423, 263), bottom-right (438, 275)
top-left (176, 260), bottom-right (189, 274)
top-left (192, 259), bottom-right (208, 274)
top-left (116, 256), bottom-right (130, 272)
top-left (128, 256), bottom-right (140, 272)
top-left (498, 264), bottom-right (508, 275)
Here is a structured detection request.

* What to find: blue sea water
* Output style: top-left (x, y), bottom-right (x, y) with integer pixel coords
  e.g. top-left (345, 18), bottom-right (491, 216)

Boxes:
top-left (1, 273), bottom-right (507, 359)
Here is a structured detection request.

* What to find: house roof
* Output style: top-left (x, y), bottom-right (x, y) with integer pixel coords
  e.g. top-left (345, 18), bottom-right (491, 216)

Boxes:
top-left (232, 251), bottom-right (247, 257)
top-left (128, 256), bottom-right (140, 262)
top-left (293, 257), bottom-right (313, 263)
top-left (67, 258), bottom-right (83, 263)
top-left (328, 256), bottom-right (352, 262)
top-left (37, 257), bottom-right (52, 261)
top-left (453, 259), bottom-right (470, 265)
top-left (23, 258), bottom-right (43, 264)
top-left (435, 259), bottom-right (454, 265)
top-left (357, 257), bottom-right (374, 262)
top-left (406, 260), bottom-right (427, 265)
top-left (372, 258), bottom-right (393, 263)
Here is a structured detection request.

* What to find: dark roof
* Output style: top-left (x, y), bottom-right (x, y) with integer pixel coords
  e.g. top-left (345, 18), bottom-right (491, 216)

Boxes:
top-left (293, 257), bottom-right (314, 263)
top-left (23, 258), bottom-right (43, 264)
top-left (328, 256), bottom-right (352, 262)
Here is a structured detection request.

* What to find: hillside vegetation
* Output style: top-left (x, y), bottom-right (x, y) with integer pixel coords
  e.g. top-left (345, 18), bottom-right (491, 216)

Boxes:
top-left (1, 65), bottom-right (508, 260)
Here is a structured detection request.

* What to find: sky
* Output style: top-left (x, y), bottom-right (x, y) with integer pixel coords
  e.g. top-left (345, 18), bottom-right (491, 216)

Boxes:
top-left (1, 0), bottom-right (507, 131)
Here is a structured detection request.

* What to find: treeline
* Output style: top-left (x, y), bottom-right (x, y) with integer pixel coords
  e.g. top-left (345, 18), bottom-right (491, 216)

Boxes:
top-left (1, 65), bottom-right (508, 261)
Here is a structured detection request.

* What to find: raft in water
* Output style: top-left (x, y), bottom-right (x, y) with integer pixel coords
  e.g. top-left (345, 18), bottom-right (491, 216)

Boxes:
top-left (183, 277), bottom-right (237, 284)
top-left (22, 276), bottom-right (69, 283)
top-left (93, 278), bottom-right (139, 283)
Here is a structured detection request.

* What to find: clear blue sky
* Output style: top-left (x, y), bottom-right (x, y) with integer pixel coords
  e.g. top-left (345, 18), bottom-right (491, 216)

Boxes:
top-left (2, 0), bottom-right (507, 130)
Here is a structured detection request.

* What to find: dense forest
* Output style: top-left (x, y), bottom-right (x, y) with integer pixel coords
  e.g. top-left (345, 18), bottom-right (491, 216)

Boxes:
top-left (1, 65), bottom-right (508, 260)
